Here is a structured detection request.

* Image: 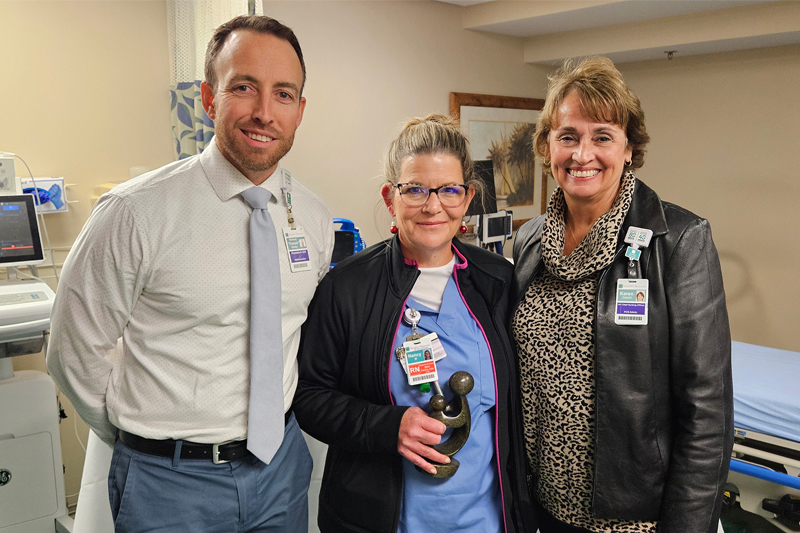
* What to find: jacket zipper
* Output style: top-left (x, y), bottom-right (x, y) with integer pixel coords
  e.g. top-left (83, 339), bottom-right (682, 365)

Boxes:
top-left (452, 252), bottom-right (509, 533)
top-left (384, 262), bottom-right (417, 533)
top-left (386, 293), bottom-right (411, 407)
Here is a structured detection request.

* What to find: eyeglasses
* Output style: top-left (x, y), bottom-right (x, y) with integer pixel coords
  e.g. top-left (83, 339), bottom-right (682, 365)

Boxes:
top-left (395, 183), bottom-right (470, 207)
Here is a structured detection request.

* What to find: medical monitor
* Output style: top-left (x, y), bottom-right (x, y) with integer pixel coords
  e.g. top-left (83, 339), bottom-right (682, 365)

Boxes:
top-left (0, 194), bottom-right (45, 268)
top-left (478, 210), bottom-right (513, 245)
top-left (330, 218), bottom-right (366, 268)
top-left (332, 231), bottom-right (355, 265)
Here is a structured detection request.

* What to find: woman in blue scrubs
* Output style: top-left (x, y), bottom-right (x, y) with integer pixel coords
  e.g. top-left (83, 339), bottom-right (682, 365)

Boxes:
top-left (294, 114), bottom-right (535, 533)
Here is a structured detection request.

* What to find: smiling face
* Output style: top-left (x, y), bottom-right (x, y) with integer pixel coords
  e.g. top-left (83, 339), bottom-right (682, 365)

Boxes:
top-left (547, 90), bottom-right (632, 213)
top-left (381, 153), bottom-right (474, 268)
top-left (201, 30), bottom-right (306, 185)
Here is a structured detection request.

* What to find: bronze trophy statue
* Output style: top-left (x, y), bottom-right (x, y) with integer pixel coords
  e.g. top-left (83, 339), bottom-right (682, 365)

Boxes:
top-left (398, 308), bottom-right (474, 478)
top-left (415, 371), bottom-right (474, 478)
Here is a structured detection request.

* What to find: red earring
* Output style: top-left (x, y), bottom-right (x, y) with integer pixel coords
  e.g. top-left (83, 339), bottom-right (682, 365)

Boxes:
top-left (390, 220), bottom-right (398, 234)
top-left (460, 220), bottom-right (468, 234)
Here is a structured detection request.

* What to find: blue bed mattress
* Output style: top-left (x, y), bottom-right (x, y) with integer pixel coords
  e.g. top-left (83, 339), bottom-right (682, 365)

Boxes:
top-left (732, 341), bottom-right (800, 444)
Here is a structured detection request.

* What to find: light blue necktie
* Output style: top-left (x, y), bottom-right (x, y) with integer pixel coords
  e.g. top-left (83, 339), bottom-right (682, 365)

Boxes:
top-left (241, 187), bottom-right (284, 464)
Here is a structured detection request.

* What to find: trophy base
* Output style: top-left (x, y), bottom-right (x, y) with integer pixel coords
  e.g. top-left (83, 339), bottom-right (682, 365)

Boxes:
top-left (415, 457), bottom-right (460, 478)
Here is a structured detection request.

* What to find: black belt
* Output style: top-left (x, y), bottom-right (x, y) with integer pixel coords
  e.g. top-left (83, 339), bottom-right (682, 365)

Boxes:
top-left (118, 409), bottom-right (292, 464)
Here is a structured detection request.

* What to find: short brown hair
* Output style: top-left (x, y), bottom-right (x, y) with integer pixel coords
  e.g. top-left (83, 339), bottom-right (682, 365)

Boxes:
top-left (533, 56), bottom-right (650, 170)
top-left (384, 114), bottom-right (481, 198)
top-left (204, 15), bottom-right (306, 93)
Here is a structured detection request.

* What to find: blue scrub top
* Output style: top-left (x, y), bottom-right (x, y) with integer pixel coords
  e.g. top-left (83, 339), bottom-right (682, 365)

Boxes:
top-left (390, 273), bottom-right (502, 533)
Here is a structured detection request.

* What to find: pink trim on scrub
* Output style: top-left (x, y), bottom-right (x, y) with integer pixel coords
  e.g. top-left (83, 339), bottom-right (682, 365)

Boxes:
top-left (451, 246), bottom-right (509, 533)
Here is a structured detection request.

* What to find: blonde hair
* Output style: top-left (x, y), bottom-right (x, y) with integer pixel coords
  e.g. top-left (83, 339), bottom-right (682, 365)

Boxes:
top-left (533, 56), bottom-right (650, 170)
top-left (384, 114), bottom-right (481, 197)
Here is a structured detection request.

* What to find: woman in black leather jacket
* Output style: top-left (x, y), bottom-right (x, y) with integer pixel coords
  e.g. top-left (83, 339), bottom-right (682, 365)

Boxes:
top-left (294, 115), bottom-right (534, 533)
top-left (512, 57), bottom-right (733, 533)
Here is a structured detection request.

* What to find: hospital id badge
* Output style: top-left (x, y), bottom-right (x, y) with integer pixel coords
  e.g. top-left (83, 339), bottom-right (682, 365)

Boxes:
top-left (402, 339), bottom-right (438, 386)
top-left (615, 278), bottom-right (649, 325)
top-left (418, 332), bottom-right (447, 361)
top-left (282, 227), bottom-right (312, 272)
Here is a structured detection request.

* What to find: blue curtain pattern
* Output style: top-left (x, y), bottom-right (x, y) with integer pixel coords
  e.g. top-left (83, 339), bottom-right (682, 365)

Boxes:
top-left (170, 80), bottom-right (215, 159)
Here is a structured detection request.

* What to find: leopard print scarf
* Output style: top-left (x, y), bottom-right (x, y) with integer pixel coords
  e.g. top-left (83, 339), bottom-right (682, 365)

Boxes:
top-left (541, 171), bottom-right (634, 280)
top-left (513, 172), bottom-right (656, 532)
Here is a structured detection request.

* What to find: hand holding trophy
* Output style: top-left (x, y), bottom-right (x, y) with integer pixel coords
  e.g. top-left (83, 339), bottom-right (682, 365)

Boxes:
top-left (415, 371), bottom-right (474, 478)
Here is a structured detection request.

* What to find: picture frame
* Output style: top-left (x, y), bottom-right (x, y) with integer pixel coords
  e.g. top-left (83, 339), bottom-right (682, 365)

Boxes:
top-left (450, 92), bottom-right (551, 230)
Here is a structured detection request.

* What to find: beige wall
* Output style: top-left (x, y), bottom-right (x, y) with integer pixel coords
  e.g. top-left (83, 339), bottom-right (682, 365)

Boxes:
top-left (0, 1), bottom-right (174, 248)
top-left (2, 0), bottom-right (547, 511)
top-left (262, 0), bottom-right (549, 244)
top-left (617, 44), bottom-right (800, 353)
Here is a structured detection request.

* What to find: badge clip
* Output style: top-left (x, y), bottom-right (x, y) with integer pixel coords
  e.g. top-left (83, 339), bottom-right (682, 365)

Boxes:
top-left (623, 227), bottom-right (652, 279)
top-left (280, 169), bottom-right (296, 230)
top-left (403, 307), bottom-right (425, 341)
top-left (624, 226), bottom-right (653, 248)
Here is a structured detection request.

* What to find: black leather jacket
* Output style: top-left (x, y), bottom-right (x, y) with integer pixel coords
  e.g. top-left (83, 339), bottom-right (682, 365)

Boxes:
top-left (294, 236), bottom-right (535, 533)
top-left (512, 179), bottom-right (733, 532)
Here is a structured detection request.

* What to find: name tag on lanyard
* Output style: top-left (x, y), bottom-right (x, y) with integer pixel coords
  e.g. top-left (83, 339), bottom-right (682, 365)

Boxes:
top-left (402, 338), bottom-right (438, 385)
top-left (282, 227), bottom-right (311, 272)
top-left (615, 278), bottom-right (649, 325)
top-left (615, 226), bottom-right (652, 325)
top-left (395, 307), bottom-right (448, 386)
top-left (278, 168), bottom-right (311, 272)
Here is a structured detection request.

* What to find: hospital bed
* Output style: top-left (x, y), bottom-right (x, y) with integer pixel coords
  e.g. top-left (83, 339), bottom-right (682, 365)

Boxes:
top-left (729, 341), bottom-right (800, 528)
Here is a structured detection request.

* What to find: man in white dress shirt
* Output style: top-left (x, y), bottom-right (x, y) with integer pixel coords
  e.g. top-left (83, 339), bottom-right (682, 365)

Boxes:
top-left (46, 16), bottom-right (334, 532)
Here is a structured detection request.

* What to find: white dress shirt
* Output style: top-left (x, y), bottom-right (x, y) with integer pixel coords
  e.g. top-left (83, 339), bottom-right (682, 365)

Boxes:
top-left (47, 138), bottom-right (334, 445)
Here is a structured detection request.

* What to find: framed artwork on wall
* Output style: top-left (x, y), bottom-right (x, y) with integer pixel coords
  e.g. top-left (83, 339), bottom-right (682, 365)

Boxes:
top-left (450, 92), bottom-right (552, 229)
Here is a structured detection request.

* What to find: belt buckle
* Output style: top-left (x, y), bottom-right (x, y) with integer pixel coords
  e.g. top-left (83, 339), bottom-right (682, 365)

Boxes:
top-left (212, 439), bottom-right (237, 464)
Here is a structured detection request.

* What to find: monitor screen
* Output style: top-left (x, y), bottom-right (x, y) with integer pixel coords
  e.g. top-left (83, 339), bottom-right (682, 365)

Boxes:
top-left (0, 194), bottom-right (45, 267)
top-left (480, 211), bottom-right (512, 244)
top-left (331, 231), bottom-right (355, 265)
top-left (486, 215), bottom-right (508, 238)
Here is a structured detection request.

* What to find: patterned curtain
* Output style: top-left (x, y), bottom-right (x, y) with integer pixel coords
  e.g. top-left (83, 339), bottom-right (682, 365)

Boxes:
top-left (167, 0), bottom-right (263, 159)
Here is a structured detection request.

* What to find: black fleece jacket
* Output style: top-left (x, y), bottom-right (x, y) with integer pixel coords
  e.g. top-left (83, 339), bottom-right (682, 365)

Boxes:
top-left (295, 236), bottom-right (536, 533)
